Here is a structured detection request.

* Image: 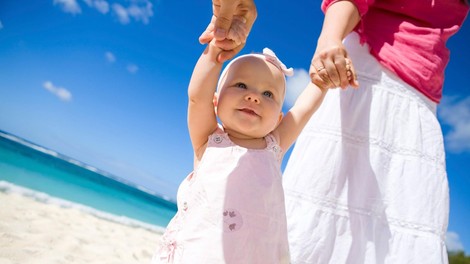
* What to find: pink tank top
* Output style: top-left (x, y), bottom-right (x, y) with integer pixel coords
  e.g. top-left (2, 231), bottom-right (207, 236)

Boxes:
top-left (322, 0), bottom-right (469, 103)
top-left (153, 127), bottom-right (290, 264)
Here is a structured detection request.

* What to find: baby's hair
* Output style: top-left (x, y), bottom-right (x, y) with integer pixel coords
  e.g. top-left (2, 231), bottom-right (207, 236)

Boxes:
top-left (217, 48), bottom-right (294, 94)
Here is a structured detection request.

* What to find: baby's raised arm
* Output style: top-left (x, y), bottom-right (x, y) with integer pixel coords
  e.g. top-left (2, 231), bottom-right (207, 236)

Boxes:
top-left (187, 42), bottom-right (223, 157)
top-left (275, 82), bottom-right (328, 152)
top-left (188, 17), bottom-right (249, 162)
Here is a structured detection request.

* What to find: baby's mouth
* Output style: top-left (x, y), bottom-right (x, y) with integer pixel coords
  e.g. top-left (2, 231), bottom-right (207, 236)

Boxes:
top-left (239, 108), bottom-right (259, 116)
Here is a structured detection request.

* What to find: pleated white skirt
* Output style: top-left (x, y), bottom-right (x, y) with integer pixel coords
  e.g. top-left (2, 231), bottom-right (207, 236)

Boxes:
top-left (283, 33), bottom-right (449, 264)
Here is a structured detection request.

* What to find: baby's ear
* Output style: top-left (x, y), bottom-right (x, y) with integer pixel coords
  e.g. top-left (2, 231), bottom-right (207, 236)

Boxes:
top-left (213, 93), bottom-right (219, 115)
top-left (213, 93), bottom-right (218, 107)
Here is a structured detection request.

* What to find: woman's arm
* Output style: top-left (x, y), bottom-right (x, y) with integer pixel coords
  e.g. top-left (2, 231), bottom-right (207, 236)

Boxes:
top-left (310, 0), bottom-right (361, 89)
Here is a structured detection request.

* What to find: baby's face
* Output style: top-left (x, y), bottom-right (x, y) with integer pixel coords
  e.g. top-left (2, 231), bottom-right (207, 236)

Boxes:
top-left (216, 56), bottom-right (285, 139)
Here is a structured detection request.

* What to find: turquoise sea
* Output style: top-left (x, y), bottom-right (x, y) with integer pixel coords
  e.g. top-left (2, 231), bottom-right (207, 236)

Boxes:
top-left (0, 130), bottom-right (177, 231)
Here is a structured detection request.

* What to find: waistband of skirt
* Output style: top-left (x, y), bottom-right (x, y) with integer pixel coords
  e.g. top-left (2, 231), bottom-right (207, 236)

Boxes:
top-left (343, 33), bottom-right (437, 114)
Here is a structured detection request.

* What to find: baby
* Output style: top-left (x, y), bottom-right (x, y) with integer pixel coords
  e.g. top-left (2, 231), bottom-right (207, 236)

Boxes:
top-left (152, 38), bottom-right (327, 263)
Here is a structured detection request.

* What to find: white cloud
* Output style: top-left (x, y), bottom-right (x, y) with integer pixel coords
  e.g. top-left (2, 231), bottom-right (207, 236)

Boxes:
top-left (446, 231), bottom-right (465, 252)
top-left (43, 81), bottom-right (72, 102)
top-left (438, 96), bottom-right (470, 153)
top-left (54, 0), bottom-right (153, 24)
top-left (112, 4), bottom-right (130, 24)
top-left (285, 68), bottom-right (310, 108)
top-left (112, 0), bottom-right (153, 25)
top-left (105, 51), bottom-right (116, 63)
top-left (54, 0), bottom-right (82, 14)
top-left (127, 64), bottom-right (139, 74)
top-left (83, 0), bottom-right (110, 14)
top-left (127, 0), bottom-right (153, 24)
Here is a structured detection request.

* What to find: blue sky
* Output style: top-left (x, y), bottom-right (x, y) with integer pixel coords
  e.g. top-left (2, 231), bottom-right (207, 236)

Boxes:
top-left (1, 0), bottom-right (469, 253)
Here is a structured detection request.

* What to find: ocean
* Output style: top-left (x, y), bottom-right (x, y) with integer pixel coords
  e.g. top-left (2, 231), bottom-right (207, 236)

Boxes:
top-left (0, 130), bottom-right (177, 231)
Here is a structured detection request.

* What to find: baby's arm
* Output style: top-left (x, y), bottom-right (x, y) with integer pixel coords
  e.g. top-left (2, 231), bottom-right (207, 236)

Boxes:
top-left (188, 17), bottom-right (248, 162)
top-left (187, 42), bottom-right (223, 156)
top-left (275, 82), bottom-right (327, 152)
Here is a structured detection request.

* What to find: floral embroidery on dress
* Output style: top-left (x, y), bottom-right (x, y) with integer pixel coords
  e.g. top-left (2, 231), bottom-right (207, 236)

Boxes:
top-left (213, 134), bottom-right (223, 144)
top-left (265, 134), bottom-right (282, 163)
top-left (157, 228), bottom-right (184, 263)
top-left (223, 209), bottom-right (243, 232)
top-left (271, 145), bottom-right (280, 154)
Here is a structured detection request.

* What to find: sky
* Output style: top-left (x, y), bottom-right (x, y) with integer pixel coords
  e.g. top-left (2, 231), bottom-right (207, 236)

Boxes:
top-left (1, 0), bottom-right (469, 253)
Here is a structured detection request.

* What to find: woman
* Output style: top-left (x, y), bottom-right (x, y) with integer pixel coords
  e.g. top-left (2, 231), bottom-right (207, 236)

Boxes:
top-left (283, 0), bottom-right (469, 263)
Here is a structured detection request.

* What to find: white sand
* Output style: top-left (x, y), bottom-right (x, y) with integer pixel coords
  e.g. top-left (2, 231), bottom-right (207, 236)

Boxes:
top-left (0, 191), bottom-right (162, 264)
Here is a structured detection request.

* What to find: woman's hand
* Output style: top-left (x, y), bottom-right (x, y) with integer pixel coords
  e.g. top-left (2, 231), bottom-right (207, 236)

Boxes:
top-left (200, 15), bottom-right (249, 62)
top-left (199, 0), bottom-right (257, 63)
top-left (309, 39), bottom-right (359, 90)
top-left (309, 0), bottom-right (361, 90)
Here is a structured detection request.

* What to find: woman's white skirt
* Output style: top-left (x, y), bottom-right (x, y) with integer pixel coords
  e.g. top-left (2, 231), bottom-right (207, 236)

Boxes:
top-left (283, 32), bottom-right (449, 264)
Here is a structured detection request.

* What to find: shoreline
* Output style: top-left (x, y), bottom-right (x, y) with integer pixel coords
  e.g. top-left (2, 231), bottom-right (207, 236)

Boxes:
top-left (0, 183), bottom-right (163, 264)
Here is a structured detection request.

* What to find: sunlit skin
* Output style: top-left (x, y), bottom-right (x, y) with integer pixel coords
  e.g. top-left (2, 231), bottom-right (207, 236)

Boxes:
top-left (216, 56), bottom-right (285, 145)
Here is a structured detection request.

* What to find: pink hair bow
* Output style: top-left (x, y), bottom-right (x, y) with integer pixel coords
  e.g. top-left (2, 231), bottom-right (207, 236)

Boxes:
top-left (262, 48), bottom-right (294, 77)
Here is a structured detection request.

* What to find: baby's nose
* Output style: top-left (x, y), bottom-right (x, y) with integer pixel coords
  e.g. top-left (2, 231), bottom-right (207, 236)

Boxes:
top-left (245, 93), bottom-right (260, 103)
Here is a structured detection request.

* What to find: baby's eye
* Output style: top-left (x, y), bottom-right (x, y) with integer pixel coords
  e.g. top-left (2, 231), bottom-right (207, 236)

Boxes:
top-left (262, 91), bottom-right (273, 98)
top-left (236, 82), bottom-right (247, 89)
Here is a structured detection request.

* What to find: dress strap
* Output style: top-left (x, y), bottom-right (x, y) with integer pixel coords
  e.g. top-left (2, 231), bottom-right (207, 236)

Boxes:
top-left (265, 133), bottom-right (283, 163)
top-left (207, 125), bottom-right (231, 146)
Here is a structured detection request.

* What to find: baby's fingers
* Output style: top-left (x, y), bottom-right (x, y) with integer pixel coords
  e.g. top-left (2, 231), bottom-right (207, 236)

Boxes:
top-left (345, 58), bottom-right (359, 88)
top-left (217, 48), bottom-right (240, 63)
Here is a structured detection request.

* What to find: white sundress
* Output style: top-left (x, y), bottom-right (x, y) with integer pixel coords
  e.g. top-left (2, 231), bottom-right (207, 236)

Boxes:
top-left (152, 127), bottom-right (290, 264)
top-left (283, 32), bottom-right (449, 264)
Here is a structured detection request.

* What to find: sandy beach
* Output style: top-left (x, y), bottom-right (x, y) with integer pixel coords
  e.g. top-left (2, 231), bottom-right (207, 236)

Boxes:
top-left (0, 190), bottom-right (163, 264)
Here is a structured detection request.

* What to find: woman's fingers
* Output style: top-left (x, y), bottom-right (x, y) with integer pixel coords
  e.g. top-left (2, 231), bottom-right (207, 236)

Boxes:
top-left (322, 58), bottom-right (341, 88)
top-left (309, 63), bottom-right (334, 90)
top-left (199, 15), bottom-right (217, 44)
top-left (226, 16), bottom-right (248, 46)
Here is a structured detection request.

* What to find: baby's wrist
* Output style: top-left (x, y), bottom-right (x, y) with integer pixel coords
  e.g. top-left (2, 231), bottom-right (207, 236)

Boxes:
top-left (207, 41), bottom-right (223, 63)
